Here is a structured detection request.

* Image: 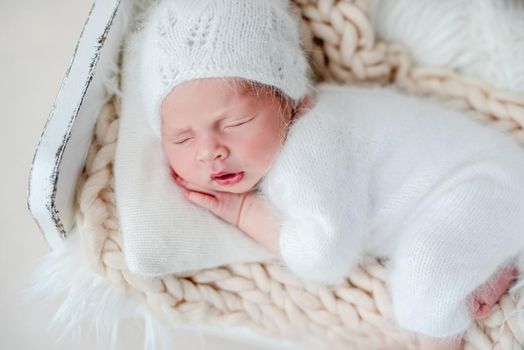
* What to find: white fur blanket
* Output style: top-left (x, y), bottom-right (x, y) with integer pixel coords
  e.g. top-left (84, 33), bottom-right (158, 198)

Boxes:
top-left (372, 0), bottom-right (524, 94)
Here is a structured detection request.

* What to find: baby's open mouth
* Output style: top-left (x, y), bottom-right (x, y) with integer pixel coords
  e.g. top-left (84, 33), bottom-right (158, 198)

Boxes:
top-left (214, 173), bottom-right (236, 180)
top-left (212, 172), bottom-right (245, 185)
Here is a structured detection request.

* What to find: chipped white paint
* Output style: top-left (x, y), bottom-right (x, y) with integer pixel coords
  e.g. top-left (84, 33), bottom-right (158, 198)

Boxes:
top-left (28, 0), bottom-right (124, 249)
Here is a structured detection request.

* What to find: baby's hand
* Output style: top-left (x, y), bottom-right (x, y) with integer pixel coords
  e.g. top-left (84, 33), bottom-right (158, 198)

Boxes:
top-left (172, 171), bottom-right (254, 228)
top-left (172, 170), bottom-right (280, 253)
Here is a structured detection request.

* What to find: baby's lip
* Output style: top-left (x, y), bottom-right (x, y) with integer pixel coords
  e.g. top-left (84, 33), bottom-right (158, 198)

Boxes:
top-left (212, 172), bottom-right (245, 186)
top-left (210, 170), bottom-right (236, 179)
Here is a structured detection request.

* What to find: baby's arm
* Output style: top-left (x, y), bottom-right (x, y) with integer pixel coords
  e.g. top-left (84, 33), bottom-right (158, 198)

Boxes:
top-left (236, 194), bottom-right (281, 254)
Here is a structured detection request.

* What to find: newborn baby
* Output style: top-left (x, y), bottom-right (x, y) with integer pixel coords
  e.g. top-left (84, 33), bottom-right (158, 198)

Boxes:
top-left (136, 0), bottom-right (523, 347)
top-left (165, 78), bottom-right (521, 348)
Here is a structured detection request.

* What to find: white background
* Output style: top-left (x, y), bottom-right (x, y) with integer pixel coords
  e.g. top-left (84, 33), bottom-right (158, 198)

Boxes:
top-left (0, 1), bottom-right (290, 349)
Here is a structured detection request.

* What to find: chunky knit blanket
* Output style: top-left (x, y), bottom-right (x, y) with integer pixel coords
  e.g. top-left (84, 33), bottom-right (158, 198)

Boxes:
top-left (29, 0), bottom-right (524, 349)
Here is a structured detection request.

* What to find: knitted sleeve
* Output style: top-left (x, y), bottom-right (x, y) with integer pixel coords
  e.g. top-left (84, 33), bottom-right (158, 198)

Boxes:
top-left (259, 107), bottom-right (372, 285)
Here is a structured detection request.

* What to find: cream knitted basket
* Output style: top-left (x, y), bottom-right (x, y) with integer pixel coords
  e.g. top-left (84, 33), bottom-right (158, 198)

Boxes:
top-left (52, 0), bottom-right (524, 349)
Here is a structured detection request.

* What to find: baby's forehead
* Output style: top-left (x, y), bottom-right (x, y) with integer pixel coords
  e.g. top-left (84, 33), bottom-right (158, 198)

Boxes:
top-left (219, 79), bottom-right (264, 98)
top-left (185, 78), bottom-right (260, 102)
top-left (223, 78), bottom-right (280, 97)
top-left (221, 85), bottom-right (280, 111)
top-left (164, 79), bottom-right (278, 125)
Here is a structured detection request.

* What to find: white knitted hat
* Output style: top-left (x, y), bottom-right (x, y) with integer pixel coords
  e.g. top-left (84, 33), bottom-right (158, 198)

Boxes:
top-left (138, 0), bottom-right (311, 137)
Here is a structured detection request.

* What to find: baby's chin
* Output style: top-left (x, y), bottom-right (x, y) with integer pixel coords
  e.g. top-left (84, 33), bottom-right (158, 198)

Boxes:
top-left (211, 182), bottom-right (255, 194)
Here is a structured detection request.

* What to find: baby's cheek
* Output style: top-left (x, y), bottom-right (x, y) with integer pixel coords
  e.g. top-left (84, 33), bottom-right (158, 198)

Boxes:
top-left (249, 125), bottom-right (283, 161)
top-left (243, 137), bottom-right (280, 169)
top-left (165, 149), bottom-right (194, 180)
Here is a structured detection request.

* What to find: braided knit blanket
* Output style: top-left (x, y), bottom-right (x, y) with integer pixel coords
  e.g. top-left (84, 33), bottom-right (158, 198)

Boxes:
top-left (34, 0), bottom-right (524, 349)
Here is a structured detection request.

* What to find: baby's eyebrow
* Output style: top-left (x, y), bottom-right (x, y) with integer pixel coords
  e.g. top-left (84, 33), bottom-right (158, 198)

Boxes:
top-left (163, 122), bottom-right (191, 137)
top-left (172, 126), bottom-right (191, 133)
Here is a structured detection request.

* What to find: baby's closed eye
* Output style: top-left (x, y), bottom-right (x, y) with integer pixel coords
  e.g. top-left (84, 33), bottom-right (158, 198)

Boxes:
top-left (172, 137), bottom-right (193, 145)
top-left (224, 114), bottom-right (258, 129)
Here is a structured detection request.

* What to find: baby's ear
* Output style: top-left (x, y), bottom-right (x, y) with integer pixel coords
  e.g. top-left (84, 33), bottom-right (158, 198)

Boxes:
top-left (301, 93), bottom-right (315, 110)
top-left (293, 93), bottom-right (315, 120)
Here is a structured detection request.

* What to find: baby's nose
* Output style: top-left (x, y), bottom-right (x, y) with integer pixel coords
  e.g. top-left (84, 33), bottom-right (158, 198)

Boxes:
top-left (197, 145), bottom-right (228, 162)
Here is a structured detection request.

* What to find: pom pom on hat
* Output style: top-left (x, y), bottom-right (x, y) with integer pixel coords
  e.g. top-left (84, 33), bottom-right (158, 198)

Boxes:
top-left (137, 0), bottom-right (312, 137)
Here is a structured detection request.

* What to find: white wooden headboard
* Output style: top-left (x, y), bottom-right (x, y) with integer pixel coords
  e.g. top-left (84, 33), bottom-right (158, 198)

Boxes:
top-left (27, 0), bottom-right (127, 249)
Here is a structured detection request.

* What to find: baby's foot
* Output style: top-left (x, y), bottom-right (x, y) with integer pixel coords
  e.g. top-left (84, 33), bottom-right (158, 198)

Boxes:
top-left (467, 264), bottom-right (518, 318)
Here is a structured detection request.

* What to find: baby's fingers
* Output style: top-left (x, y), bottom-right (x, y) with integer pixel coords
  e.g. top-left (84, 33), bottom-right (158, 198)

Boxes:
top-left (184, 190), bottom-right (219, 212)
top-left (174, 174), bottom-right (214, 195)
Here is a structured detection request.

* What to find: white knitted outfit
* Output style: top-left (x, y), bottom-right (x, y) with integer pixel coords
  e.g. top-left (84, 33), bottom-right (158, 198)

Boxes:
top-left (259, 83), bottom-right (524, 338)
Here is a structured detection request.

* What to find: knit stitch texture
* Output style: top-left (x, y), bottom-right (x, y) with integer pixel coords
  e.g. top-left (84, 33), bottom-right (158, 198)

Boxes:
top-left (259, 83), bottom-right (524, 337)
top-left (138, 0), bottom-right (312, 137)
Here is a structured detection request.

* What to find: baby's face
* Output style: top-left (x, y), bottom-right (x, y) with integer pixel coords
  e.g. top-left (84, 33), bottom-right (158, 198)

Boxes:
top-left (161, 78), bottom-right (291, 194)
